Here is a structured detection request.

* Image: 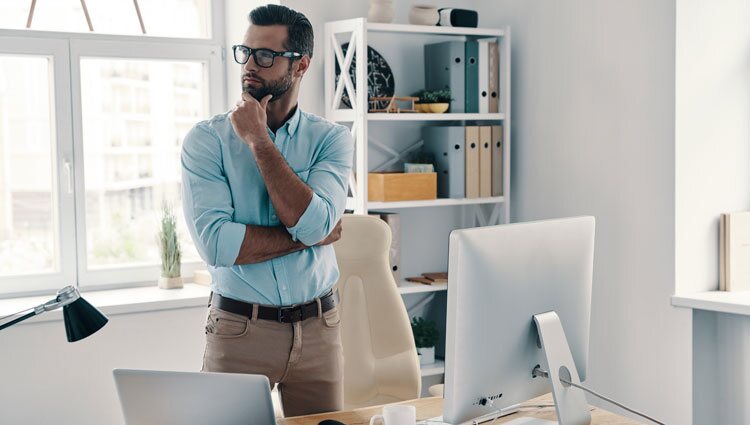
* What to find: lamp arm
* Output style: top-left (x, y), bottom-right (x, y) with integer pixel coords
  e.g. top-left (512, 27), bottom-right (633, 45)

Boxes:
top-left (0, 286), bottom-right (81, 331)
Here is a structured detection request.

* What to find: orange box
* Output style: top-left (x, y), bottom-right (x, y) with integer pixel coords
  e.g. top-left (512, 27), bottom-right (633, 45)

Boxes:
top-left (368, 172), bottom-right (437, 202)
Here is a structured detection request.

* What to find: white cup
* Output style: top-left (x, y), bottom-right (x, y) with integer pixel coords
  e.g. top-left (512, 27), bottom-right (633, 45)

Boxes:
top-left (369, 404), bottom-right (417, 425)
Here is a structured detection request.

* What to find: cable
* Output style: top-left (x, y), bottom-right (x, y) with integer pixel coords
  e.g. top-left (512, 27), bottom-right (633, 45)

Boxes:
top-left (534, 367), bottom-right (665, 425)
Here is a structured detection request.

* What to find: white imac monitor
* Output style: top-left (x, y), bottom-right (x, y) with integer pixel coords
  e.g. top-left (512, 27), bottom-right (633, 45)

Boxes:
top-left (443, 216), bottom-right (595, 425)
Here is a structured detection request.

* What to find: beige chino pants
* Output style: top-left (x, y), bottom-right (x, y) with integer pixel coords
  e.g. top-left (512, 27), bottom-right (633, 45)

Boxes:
top-left (201, 299), bottom-right (344, 418)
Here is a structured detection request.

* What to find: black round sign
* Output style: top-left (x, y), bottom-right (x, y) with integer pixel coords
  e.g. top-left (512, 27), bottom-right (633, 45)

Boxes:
top-left (334, 43), bottom-right (395, 110)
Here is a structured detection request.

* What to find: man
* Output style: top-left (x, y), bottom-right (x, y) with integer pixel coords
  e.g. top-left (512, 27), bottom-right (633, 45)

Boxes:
top-left (181, 4), bottom-right (353, 417)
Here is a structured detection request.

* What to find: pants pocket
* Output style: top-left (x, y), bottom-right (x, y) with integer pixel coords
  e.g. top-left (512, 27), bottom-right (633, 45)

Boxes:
top-left (206, 307), bottom-right (250, 338)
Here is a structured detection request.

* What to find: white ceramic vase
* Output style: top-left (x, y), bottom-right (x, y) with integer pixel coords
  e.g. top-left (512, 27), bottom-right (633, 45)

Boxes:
top-left (418, 346), bottom-right (435, 365)
top-left (409, 5), bottom-right (439, 26)
top-left (368, 0), bottom-right (394, 23)
top-left (158, 276), bottom-right (183, 289)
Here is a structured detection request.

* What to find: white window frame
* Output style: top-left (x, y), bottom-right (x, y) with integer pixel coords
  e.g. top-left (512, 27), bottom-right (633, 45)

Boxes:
top-left (0, 0), bottom-right (226, 296)
top-left (0, 37), bottom-right (77, 295)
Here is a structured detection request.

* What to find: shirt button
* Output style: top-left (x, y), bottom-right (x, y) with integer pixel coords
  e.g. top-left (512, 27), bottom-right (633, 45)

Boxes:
top-left (271, 214), bottom-right (277, 219)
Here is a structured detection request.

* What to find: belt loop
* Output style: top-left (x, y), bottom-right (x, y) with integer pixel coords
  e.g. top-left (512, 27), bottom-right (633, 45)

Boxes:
top-left (316, 297), bottom-right (323, 317)
top-left (251, 303), bottom-right (259, 321)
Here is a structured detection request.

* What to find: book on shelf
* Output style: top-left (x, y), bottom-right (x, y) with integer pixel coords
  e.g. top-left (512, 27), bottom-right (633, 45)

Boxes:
top-left (464, 126), bottom-right (480, 198)
top-left (488, 41), bottom-right (500, 113)
top-left (424, 40), bottom-right (500, 115)
top-left (464, 40), bottom-right (479, 113)
top-left (424, 41), bottom-right (465, 113)
top-left (406, 272), bottom-right (448, 285)
top-left (720, 211), bottom-right (750, 291)
top-left (491, 125), bottom-right (503, 196)
top-left (422, 126), bottom-right (466, 199)
top-left (479, 126), bottom-right (493, 198)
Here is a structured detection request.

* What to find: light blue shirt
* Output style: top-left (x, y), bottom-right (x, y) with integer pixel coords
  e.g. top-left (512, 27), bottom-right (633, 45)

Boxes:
top-left (181, 106), bottom-right (353, 306)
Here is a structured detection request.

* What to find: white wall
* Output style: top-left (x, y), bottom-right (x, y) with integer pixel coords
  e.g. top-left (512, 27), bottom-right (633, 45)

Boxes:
top-left (675, 0), bottom-right (750, 422)
top-left (479, 1), bottom-right (691, 423)
top-left (675, 0), bottom-right (750, 295)
top-left (0, 307), bottom-right (207, 424)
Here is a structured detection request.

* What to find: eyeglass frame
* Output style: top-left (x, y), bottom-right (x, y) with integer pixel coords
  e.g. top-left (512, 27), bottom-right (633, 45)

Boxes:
top-left (232, 44), bottom-right (303, 68)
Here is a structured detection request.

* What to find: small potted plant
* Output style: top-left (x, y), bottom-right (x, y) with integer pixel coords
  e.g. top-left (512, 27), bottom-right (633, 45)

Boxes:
top-left (411, 316), bottom-right (439, 364)
top-left (158, 202), bottom-right (183, 289)
top-left (412, 89), bottom-right (453, 113)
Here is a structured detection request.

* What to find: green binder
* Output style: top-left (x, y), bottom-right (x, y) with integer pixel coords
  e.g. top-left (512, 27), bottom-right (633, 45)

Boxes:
top-left (465, 41), bottom-right (479, 113)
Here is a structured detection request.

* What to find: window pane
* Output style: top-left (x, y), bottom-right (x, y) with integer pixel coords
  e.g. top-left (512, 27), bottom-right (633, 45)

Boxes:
top-left (80, 58), bottom-right (205, 269)
top-left (0, 55), bottom-right (59, 276)
top-left (0, 0), bottom-right (211, 39)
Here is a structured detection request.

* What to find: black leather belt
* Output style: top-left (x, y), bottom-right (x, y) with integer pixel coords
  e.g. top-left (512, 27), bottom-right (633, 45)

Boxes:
top-left (208, 290), bottom-right (339, 324)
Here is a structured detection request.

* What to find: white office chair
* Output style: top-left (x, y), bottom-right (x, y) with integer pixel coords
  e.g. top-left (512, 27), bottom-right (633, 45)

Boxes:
top-left (333, 214), bottom-right (422, 409)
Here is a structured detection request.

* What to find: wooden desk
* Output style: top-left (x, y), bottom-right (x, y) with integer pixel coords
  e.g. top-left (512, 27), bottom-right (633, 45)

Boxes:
top-left (278, 394), bottom-right (641, 425)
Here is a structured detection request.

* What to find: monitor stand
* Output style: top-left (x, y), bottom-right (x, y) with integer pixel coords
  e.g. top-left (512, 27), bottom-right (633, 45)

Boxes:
top-left (502, 311), bottom-right (591, 425)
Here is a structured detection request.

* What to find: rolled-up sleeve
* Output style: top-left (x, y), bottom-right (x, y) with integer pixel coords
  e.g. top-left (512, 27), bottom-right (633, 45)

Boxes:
top-left (286, 126), bottom-right (354, 246)
top-left (181, 124), bottom-right (246, 267)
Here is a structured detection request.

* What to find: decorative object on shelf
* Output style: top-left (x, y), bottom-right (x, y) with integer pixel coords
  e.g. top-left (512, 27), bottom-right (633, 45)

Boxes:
top-left (368, 172), bottom-right (437, 202)
top-left (411, 316), bottom-right (439, 365)
top-left (368, 0), bottom-right (395, 23)
top-left (335, 43), bottom-right (394, 110)
top-left (437, 8), bottom-right (479, 28)
top-left (406, 271), bottom-right (447, 285)
top-left (411, 89), bottom-right (452, 113)
top-left (369, 96), bottom-right (418, 113)
top-left (158, 202), bottom-right (183, 289)
top-left (408, 4), bottom-right (439, 26)
top-left (403, 163), bottom-right (434, 173)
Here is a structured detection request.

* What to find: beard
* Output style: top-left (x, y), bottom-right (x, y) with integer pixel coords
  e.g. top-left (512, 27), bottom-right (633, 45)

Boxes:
top-left (242, 69), bottom-right (293, 102)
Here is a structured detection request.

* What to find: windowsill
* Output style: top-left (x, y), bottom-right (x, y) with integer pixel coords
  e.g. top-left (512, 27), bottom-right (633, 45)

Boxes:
top-left (0, 283), bottom-right (211, 326)
top-left (671, 291), bottom-right (750, 316)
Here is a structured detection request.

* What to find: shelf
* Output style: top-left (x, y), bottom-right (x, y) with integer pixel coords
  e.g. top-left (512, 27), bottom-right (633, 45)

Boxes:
top-left (354, 196), bottom-right (504, 210)
top-left (368, 113), bottom-right (505, 121)
top-left (420, 359), bottom-right (446, 377)
top-left (398, 281), bottom-right (448, 294)
top-left (367, 22), bottom-right (505, 38)
top-left (328, 110), bottom-right (506, 122)
top-left (671, 291), bottom-right (750, 316)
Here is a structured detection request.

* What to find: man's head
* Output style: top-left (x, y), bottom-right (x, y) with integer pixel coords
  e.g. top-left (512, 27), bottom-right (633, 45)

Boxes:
top-left (237, 4), bottom-right (313, 102)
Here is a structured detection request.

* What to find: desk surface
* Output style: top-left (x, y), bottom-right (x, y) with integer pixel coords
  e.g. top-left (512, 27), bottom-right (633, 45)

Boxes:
top-left (278, 394), bottom-right (641, 425)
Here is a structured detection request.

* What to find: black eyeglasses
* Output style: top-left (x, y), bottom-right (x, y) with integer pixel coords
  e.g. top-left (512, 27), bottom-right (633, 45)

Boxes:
top-left (232, 45), bottom-right (302, 68)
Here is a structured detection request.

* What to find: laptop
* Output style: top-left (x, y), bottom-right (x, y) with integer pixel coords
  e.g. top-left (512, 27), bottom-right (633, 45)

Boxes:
top-left (113, 369), bottom-right (277, 425)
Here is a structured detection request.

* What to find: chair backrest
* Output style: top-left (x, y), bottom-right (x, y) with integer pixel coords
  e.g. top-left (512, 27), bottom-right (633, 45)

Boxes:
top-left (333, 214), bottom-right (421, 407)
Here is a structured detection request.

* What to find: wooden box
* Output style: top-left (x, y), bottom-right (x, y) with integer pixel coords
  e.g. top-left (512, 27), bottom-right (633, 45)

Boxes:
top-left (368, 172), bottom-right (437, 202)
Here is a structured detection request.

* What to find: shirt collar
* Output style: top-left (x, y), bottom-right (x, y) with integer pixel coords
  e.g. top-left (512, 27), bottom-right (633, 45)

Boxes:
top-left (269, 104), bottom-right (301, 138)
top-left (285, 104), bottom-right (301, 137)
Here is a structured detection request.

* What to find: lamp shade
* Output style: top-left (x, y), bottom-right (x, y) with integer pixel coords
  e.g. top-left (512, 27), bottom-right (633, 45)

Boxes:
top-left (63, 297), bottom-right (108, 342)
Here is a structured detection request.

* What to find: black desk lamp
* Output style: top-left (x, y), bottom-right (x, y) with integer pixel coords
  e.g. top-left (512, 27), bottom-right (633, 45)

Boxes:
top-left (0, 285), bottom-right (108, 341)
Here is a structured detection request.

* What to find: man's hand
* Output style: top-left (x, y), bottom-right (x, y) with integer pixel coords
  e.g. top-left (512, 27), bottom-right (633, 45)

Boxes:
top-left (316, 220), bottom-right (343, 246)
top-left (229, 93), bottom-right (273, 147)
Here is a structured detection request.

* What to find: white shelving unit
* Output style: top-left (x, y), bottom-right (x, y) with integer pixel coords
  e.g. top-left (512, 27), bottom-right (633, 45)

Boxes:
top-left (324, 18), bottom-right (511, 392)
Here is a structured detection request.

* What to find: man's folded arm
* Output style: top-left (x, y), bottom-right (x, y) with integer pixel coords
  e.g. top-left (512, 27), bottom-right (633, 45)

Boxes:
top-left (181, 124), bottom-right (309, 267)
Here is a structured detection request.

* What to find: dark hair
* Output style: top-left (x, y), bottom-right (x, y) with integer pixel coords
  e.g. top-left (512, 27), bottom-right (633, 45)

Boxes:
top-left (249, 5), bottom-right (314, 59)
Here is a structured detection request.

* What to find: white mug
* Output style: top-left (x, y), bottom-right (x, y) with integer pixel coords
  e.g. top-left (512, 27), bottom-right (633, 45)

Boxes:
top-left (369, 404), bottom-right (417, 425)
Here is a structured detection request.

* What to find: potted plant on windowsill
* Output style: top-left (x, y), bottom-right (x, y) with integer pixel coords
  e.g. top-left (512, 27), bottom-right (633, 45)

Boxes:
top-left (158, 202), bottom-right (183, 289)
top-left (411, 316), bottom-right (439, 365)
top-left (412, 89), bottom-right (453, 113)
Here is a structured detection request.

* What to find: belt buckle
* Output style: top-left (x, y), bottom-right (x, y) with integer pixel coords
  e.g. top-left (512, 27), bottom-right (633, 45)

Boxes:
top-left (278, 306), bottom-right (302, 323)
